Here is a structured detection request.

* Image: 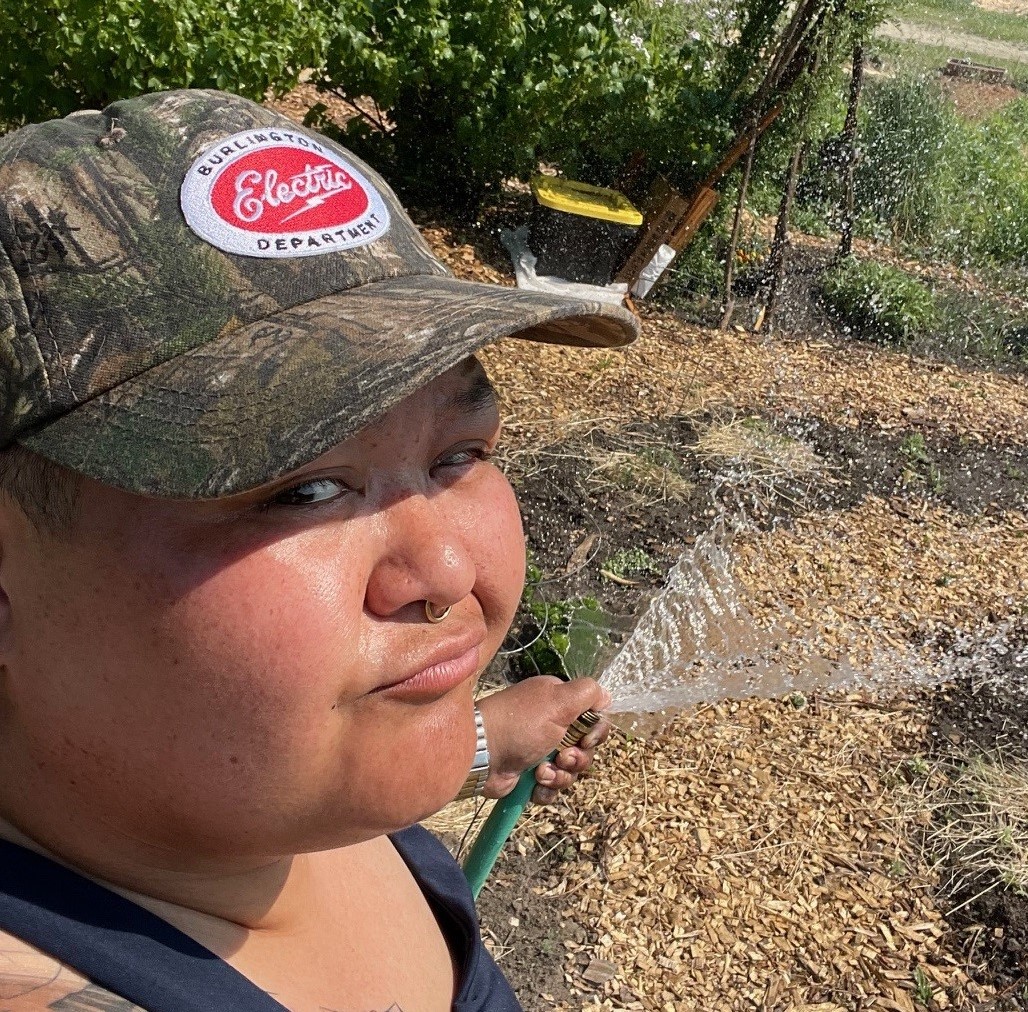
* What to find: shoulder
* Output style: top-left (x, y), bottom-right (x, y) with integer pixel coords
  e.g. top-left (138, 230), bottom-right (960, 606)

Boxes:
top-left (0, 929), bottom-right (145, 1011)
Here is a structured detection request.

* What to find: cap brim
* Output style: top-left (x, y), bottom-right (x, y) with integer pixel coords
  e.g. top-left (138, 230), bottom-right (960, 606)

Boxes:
top-left (21, 274), bottom-right (638, 498)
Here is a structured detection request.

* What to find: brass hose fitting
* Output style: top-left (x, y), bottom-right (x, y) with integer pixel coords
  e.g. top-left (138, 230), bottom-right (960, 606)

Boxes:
top-left (559, 708), bottom-right (603, 749)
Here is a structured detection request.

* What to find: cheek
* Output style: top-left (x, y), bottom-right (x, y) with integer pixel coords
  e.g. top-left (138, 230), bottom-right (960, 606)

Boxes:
top-left (161, 534), bottom-right (365, 715)
top-left (460, 472), bottom-right (525, 629)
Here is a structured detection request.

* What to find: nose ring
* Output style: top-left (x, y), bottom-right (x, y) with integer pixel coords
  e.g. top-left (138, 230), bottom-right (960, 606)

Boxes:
top-left (425, 601), bottom-right (451, 623)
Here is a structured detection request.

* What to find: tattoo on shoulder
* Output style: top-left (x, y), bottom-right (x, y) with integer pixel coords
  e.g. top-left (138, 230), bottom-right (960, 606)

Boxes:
top-left (48, 984), bottom-right (143, 1010)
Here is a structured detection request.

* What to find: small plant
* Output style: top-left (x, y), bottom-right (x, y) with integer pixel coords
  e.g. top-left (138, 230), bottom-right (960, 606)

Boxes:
top-left (899, 432), bottom-right (944, 493)
top-left (900, 432), bottom-right (931, 465)
top-left (912, 965), bottom-right (933, 1007)
top-left (507, 561), bottom-right (615, 682)
top-left (821, 257), bottom-right (938, 344)
top-left (603, 547), bottom-right (660, 580)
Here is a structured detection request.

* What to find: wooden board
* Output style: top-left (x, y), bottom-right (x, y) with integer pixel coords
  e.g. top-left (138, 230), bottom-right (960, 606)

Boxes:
top-left (614, 176), bottom-right (692, 286)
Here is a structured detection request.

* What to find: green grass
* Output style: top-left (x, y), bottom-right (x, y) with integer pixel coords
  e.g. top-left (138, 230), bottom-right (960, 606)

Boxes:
top-left (899, 0), bottom-right (1028, 49)
top-left (873, 38), bottom-right (1028, 85)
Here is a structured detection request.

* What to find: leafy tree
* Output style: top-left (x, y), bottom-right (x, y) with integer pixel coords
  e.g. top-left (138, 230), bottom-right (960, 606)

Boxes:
top-left (311, 0), bottom-right (646, 210)
top-left (0, 0), bottom-right (329, 128)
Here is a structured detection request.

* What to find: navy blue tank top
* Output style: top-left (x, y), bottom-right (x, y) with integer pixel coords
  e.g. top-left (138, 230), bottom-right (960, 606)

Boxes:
top-left (0, 826), bottom-right (521, 1011)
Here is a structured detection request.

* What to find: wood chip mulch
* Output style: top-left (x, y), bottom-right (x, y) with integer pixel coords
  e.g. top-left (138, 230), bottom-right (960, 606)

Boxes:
top-left (427, 221), bottom-right (1026, 1010)
top-left (734, 497), bottom-right (1028, 668)
top-left (499, 694), bottom-right (993, 1011)
top-left (478, 314), bottom-right (1028, 450)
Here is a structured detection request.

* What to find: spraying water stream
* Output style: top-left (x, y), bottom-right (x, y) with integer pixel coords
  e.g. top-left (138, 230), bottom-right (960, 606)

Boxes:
top-left (594, 532), bottom-right (917, 729)
top-left (580, 459), bottom-right (1026, 733)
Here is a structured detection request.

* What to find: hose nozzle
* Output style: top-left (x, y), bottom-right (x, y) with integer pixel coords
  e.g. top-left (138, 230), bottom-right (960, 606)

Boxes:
top-left (560, 708), bottom-right (602, 748)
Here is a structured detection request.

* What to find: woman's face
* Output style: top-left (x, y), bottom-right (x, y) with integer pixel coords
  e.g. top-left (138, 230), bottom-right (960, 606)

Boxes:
top-left (0, 357), bottom-right (526, 863)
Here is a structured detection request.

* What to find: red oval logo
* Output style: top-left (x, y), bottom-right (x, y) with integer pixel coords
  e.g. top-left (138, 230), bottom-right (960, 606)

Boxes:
top-left (209, 147), bottom-right (370, 234)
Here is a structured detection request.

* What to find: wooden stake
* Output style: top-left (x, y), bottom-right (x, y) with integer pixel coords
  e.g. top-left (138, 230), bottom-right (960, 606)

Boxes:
top-left (720, 132), bottom-right (758, 330)
top-left (837, 44), bottom-right (865, 261)
top-left (758, 138), bottom-right (806, 331)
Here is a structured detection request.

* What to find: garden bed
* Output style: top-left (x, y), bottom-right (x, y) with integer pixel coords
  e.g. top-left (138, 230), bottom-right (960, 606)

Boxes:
top-left (421, 226), bottom-right (1028, 1010)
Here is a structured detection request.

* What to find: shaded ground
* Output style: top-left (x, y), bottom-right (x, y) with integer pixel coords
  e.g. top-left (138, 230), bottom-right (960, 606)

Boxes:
top-left (929, 624), bottom-right (1028, 999)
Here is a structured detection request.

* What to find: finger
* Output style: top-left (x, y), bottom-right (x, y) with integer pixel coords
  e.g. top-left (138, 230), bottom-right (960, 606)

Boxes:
top-left (532, 785), bottom-right (558, 805)
top-left (578, 718), bottom-right (611, 751)
top-left (535, 761), bottom-right (577, 792)
top-left (552, 678), bottom-right (613, 726)
top-left (554, 747), bottom-right (591, 774)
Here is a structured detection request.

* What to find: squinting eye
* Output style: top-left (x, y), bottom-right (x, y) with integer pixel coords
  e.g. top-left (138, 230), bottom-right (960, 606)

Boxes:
top-left (271, 477), bottom-right (349, 507)
top-left (436, 448), bottom-right (490, 470)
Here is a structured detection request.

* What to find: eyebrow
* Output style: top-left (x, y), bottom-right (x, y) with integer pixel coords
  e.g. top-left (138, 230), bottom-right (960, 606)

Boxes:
top-left (447, 371), bottom-right (498, 416)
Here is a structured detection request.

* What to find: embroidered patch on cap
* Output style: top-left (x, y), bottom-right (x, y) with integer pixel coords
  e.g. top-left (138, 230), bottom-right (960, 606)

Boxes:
top-left (180, 128), bottom-right (391, 258)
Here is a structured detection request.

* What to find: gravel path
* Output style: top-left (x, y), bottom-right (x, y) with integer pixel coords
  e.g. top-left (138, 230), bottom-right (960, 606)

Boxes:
top-left (877, 17), bottom-right (1028, 64)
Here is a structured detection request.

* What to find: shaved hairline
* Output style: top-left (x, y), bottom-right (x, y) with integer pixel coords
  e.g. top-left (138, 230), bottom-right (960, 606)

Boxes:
top-left (0, 445), bottom-right (81, 537)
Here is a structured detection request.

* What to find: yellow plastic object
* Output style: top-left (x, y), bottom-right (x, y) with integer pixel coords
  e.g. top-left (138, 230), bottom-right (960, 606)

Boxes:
top-left (531, 176), bottom-right (643, 227)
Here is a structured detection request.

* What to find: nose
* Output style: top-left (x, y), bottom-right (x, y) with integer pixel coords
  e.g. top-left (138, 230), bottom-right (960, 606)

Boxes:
top-left (363, 491), bottom-right (476, 619)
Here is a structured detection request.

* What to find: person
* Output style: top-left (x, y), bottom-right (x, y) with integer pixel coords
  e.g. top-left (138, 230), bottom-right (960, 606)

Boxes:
top-left (0, 90), bottom-right (638, 1011)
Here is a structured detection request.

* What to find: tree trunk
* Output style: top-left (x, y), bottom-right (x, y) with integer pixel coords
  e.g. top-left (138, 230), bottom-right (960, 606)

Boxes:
top-left (720, 132), bottom-right (758, 330)
top-left (759, 139), bottom-right (806, 331)
top-left (837, 43), bottom-right (865, 260)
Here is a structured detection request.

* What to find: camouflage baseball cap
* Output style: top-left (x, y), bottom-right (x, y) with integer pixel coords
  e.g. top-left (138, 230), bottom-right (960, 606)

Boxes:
top-left (0, 89), bottom-right (638, 498)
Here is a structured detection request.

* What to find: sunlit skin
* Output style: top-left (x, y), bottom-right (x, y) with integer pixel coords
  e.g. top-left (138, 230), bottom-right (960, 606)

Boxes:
top-left (0, 357), bottom-right (608, 958)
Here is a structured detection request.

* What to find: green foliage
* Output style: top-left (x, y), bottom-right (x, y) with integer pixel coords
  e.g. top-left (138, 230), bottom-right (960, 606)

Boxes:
top-left (900, 431), bottom-right (943, 492)
top-left (821, 255), bottom-right (938, 343)
top-left (855, 73), bottom-right (957, 243)
top-left (0, 0), bottom-right (328, 128)
top-left (2, 0), bottom-right (901, 217)
top-left (938, 99), bottom-right (1028, 267)
top-left (509, 563), bottom-right (614, 680)
top-left (312, 0), bottom-right (895, 209)
top-left (854, 74), bottom-right (1028, 269)
top-left (924, 287), bottom-right (1028, 365)
top-left (913, 965), bottom-right (933, 1006)
top-left (900, 431), bottom-right (931, 465)
top-left (312, 1), bottom-right (648, 210)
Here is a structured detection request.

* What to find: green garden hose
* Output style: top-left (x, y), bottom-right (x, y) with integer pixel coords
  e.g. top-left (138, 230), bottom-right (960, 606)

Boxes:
top-left (462, 709), bottom-right (602, 899)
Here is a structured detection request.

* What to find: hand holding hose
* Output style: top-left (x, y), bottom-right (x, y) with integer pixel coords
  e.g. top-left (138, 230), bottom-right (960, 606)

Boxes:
top-left (475, 676), bottom-right (612, 804)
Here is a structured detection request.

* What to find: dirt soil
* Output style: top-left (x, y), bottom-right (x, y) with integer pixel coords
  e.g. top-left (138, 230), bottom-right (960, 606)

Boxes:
top-left (940, 78), bottom-right (1025, 119)
top-left (974, 0), bottom-right (1028, 17)
top-left (878, 19), bottom-right (1028, 65)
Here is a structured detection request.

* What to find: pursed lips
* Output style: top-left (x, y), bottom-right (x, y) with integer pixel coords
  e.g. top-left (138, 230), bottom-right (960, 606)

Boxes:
top-left (370, 630), bottom-right (485, 695)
